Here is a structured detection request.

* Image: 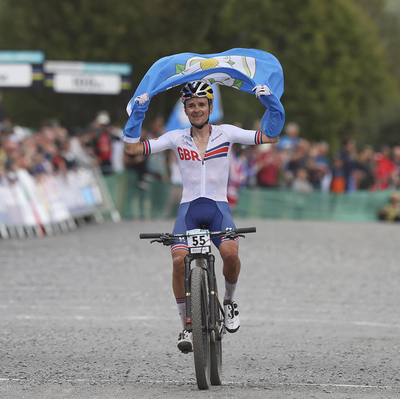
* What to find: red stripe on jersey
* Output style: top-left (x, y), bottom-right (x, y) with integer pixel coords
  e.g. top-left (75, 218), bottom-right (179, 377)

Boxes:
top-left (143, 141), bottom-right (150, 154)
top-left (255, 131), bottom-right (263, 145)
top-left (205, 146), bottom-right (229, 158)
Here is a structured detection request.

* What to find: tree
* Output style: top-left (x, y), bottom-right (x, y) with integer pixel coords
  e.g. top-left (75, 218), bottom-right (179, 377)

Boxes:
top-left (353, 0), bottom-right (400, 147)
top-left (217, 0), bottom-right (398, 149)
top-left (0, 0), bottom-right (223, 129)
top-left (0, 0), bottom-right (398, 150)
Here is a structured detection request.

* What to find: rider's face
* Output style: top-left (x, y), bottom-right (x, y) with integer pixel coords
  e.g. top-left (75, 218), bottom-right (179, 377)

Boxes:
top-left (184, 98), bottom-right (213, 127)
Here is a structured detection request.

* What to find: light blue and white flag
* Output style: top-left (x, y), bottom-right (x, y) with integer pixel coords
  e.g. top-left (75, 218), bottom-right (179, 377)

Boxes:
top-left (165, 84), bottom-right (223, 131)
top-left (123, 48), bottom-right (285, 142)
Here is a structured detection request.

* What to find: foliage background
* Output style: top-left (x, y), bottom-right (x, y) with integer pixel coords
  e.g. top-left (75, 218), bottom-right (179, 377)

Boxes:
top-left (0, 0), bottom-right (399, 151)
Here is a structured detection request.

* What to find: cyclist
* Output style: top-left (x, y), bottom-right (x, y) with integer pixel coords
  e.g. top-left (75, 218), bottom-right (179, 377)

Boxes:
top-left (124, 81), bottom-right (283, 353)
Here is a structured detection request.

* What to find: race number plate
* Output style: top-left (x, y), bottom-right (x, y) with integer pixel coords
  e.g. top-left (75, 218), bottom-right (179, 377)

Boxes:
top-left (187, 229), bottom-right (211, 254)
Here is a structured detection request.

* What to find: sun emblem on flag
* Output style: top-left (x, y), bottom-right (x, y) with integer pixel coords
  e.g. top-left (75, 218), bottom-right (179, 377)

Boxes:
top-left (200, 58), bottom-right (219, 70)
top-left (168, 55), bottom-right (257, 89)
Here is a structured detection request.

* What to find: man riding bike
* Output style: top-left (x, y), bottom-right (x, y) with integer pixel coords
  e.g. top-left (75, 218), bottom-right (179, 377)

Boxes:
top-left (124, 81), bottom-right (283, 353)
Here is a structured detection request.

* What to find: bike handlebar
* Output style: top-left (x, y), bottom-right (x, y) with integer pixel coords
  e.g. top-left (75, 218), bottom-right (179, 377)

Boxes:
top-left (139, 227), bottom-right (256, 240)
top-left (139, 233), bottom-right (167, 239)
top-left (232, 227), bottom-right (256, 235)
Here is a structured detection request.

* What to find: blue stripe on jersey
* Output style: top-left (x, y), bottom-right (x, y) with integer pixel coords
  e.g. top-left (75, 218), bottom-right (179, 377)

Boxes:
top-left (204, 141), bottom-right (229, 161)
top-left (254, 131), bottom-right (263, 145)
top-left (205, 153), bottom-right (228, 161)
top-left (143, 140), bottom-right (151, 154)
top-left (206, 141), bottom-right (230, 153)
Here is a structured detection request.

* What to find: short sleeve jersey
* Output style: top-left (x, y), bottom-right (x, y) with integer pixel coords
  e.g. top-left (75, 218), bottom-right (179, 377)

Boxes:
top-left (142, 124), bottom-right (263, 203)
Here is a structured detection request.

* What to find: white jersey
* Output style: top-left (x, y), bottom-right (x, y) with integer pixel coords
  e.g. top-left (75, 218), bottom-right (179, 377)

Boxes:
top-left (143, 124), bottom-right (263, 203)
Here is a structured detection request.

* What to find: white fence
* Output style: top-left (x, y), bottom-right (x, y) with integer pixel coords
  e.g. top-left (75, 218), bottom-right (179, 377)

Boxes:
top-left (0, 167), bottom-right (120, 239)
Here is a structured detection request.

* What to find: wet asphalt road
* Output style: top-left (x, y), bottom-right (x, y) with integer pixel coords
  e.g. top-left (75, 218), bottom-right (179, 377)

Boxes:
top-left (1, 218), bottom-right (400, 399)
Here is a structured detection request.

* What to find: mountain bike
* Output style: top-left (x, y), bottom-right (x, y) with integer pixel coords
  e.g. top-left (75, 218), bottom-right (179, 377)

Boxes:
top-left (140, 226), bottom-right (256, 390)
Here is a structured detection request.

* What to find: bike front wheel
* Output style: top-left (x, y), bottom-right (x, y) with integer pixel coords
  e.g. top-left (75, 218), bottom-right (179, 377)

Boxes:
top-left (191, 265), bottom-right (211, 390)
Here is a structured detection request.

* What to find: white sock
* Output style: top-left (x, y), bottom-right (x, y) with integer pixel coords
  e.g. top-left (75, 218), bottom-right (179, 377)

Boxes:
top-left (224, 278), bottom-right (237, 304)
top-left (176, 298), bottom-right (186, 330)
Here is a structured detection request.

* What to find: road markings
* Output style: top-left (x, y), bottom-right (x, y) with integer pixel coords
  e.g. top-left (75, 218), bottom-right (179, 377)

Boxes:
top-left (1, 313), bottom-right (399, 329)
top-left (0, 377), bottom-right (398, 391)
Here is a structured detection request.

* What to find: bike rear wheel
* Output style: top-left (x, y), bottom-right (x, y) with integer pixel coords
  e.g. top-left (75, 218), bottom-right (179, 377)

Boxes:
top-left (191, 264), bottom-right (211, 390)
top-left (210, 286), bottom-right (222, 385)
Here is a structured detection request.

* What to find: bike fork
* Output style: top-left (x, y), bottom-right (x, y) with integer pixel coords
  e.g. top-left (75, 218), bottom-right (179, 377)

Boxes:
top-left (207, 254), bottom-right (217, 332)
top-left (184, 254), bottom-right (193, 332)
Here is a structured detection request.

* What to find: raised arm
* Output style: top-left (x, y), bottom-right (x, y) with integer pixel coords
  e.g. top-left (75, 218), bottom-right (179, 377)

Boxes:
top-left (123, 93), bottom-right (151, 155)
top-left (122, 92), bottom-right (150, 150)
top-left (261, 133), bottom-right (279, 144)
top-left (125, 142), bottom-right (144, 155)
top-left (252, 85), bottom-right (285, 142)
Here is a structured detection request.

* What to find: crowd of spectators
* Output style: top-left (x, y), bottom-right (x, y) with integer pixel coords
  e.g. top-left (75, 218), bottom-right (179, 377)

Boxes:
top-left (1, 90), bottom-right (399, 214)
top-left (0, 92), bottom-right (125, 179)
top-left (228, 120), bottom-right (400, 196)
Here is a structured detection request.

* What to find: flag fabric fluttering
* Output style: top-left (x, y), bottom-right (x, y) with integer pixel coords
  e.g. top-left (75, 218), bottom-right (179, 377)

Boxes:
top-left (123, 48), bottom-right (285, 143)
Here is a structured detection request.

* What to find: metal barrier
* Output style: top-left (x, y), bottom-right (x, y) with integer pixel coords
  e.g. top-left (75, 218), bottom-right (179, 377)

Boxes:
top-left (102, 170), bottom-right (392, 222)
top-left (103, 170), bottom-right (179, 220)
top-left (0, 167), bottom-right (120, 239)
top-left (234, 187), bottom-right (391, 222)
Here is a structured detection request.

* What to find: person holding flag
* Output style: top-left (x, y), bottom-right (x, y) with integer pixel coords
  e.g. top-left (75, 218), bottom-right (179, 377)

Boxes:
top-left (123, 49), bottom-right (285, 353)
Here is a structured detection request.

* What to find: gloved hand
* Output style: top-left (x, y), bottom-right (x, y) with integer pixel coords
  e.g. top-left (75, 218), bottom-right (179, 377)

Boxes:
top-left (134, 92), bottom-right (150, 105)
top-left (252, 85), bottom-right (272, 98)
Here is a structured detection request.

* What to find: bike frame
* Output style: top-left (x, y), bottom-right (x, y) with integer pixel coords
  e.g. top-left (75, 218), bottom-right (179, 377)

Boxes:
top-left (139, 226), bottom-right (256, 389)
top-left (140, 227), bottom-right (257, 337)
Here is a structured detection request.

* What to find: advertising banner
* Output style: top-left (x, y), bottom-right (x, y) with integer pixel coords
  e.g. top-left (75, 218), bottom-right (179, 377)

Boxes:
top-left (44, 60), bottom-right (132, 94)
top-left (0, 50), bottom-right (44, 88)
